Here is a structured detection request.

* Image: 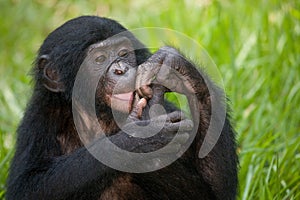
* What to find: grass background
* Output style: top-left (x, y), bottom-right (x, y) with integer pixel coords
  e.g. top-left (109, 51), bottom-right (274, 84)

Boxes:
top-left (0, 0), bottom-right (299, 199)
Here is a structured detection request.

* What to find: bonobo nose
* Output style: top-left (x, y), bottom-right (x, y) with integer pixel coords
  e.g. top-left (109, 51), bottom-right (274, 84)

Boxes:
top-left (112, 62), bottom-right (129, 75)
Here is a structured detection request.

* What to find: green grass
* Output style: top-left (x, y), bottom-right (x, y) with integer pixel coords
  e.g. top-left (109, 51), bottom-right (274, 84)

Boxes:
top-left (0, 0), bottom-right (299, 199)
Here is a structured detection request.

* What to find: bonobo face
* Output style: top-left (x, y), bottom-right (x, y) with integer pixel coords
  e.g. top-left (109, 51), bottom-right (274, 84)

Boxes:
top-left (89, 37), bottom-right (138, 113)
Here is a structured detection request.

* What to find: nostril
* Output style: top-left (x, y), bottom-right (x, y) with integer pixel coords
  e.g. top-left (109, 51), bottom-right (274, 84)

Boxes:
top-left (114, 69), bottom-right (124, 75)
top-left (114, 66), bottom-right (129, 75)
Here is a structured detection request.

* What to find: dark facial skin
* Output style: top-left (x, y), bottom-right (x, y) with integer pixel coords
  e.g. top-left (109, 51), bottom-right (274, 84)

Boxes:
top-left (89, 37), bottom-right (138, 113)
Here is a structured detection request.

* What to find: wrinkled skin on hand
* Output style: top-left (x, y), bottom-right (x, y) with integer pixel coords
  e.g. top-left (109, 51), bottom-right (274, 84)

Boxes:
top-left (136, 46), bottom-right (205, 99)
top-left (120, 83), bottom-right (193, 154)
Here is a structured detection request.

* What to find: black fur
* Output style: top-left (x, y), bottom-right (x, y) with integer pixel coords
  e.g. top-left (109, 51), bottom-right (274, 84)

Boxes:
top-left (6, 16), bottom-right (238, 200)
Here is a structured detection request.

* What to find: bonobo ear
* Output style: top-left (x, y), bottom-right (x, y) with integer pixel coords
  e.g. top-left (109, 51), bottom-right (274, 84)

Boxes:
top-left (38, 55), bottom-right (65, 92)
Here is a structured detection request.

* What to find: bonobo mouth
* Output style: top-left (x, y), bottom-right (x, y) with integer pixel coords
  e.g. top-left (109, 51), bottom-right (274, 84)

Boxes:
top-left (109, 91), bottom-right (135, 113)
top-left (112, 92), bottom-right (134, 102)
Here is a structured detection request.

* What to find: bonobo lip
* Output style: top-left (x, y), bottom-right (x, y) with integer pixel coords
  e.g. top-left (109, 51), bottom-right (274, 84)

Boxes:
top-left (110, 91), bottom-right (135, 113)
top-left (112, 92), bottom-right (134, 102)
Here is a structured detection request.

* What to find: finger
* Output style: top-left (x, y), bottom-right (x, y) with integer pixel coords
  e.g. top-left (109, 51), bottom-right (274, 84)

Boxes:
top-left (147, 84), bottom-right (168, 105)
top-left (163, 119), bottom-right (193, 136)
top-left (177, 119), bottom-right (194, 132)
top-left (130, 97), bottom-right (147, 119)
top-left (138, 85), bottom-right (153, 99)
top-left (173, 132), bottom-right (190, 144)
top-left (136, 62), bottom-right (156, 87)
top-left (159, 143), bottom-right (181, 154)
top-left (136, 98), bottom-right (147, 119)
top-left (163, 122), bottom-right (181, 133)
top-left (166, 111), bottom-right (186, 122)
top-left (136, 60), bottom-right (162, 97)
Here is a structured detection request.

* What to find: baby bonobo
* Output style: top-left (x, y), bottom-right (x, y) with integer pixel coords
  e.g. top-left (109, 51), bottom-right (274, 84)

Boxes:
top-left (7, 16), bottom-right (237, 200)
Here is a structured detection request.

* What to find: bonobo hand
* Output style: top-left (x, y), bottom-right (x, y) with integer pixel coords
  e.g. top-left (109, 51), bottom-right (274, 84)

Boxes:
top-left (136, 46), bottom-right (201, 99)
top-left (109, 88), bottom-right (193, 154)
top-left (125, 111), bottom-right (192, 153)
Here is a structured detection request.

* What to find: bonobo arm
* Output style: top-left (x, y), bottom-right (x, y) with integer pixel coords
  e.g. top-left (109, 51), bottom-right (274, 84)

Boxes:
top-left (7, 103), bottom-right (192, 200)
top-left (7, 133), bottom-right (116, 200)
top-left (136, 46), bottom-right (238, 199)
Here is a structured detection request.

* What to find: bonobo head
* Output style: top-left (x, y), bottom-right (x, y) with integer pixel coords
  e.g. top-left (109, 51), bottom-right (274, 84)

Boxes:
top-left (90, 36), bottom-right (138, 113)
top-left (33, 16), bottom-right (150, 114)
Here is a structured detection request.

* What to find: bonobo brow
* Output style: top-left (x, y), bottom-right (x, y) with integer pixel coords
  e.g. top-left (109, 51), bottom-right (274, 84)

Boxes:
top-left (88, 37), bottom-right (132, 52)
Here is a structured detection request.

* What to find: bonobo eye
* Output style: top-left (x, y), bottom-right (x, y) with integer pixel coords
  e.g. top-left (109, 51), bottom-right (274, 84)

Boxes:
top-left (95, 55), bottom-right (106, 64)
top-left (118, 49), bottom-right (129, 57)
